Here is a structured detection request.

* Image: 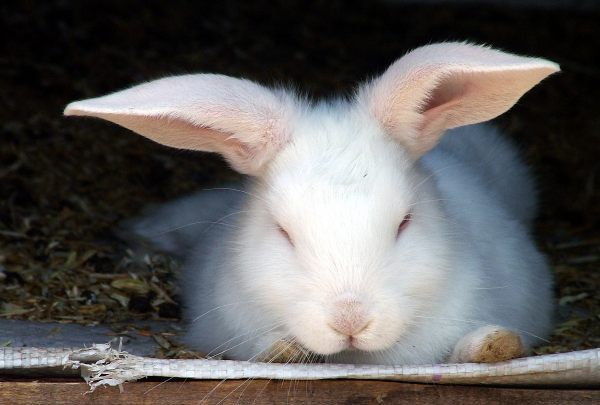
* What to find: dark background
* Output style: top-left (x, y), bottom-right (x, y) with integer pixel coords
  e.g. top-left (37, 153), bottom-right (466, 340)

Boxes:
top-left (1, 0), bottom-right (598, 353)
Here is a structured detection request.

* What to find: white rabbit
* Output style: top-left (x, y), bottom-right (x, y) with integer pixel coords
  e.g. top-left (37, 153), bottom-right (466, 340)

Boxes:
top-left (65, 42), bottom-right (559, 365)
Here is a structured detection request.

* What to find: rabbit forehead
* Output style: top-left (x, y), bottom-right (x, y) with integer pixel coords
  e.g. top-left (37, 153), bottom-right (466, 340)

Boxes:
top-left (262, 110), bottom-right (418, 248)
top-left (271, 106), bottom-right (413, 188)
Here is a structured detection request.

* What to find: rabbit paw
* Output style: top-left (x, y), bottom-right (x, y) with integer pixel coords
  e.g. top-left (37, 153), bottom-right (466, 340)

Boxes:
top-left (450, 325), bottom-right (526, 363)
top-left (257, 339), bottom-right (314, 363)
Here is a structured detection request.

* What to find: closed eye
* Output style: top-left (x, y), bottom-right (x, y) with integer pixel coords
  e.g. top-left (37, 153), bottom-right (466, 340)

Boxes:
top-left (396, 213), bottom-right (412, 238)
top-left (278, 225), bottom-right (294, 246)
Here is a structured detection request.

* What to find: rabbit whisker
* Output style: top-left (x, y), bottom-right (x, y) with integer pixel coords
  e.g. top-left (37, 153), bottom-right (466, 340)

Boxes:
top-left (412, 314), bottom-right (550, 343)
top-left (201, 187), bottom-right (268, 204)
top-left (191, 300), bottom-right (258, 323)
top-left (206, 322), bottom-right (286, 359)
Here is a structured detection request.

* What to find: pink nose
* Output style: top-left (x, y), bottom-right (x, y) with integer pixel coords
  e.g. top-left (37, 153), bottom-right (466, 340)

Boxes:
top-left (330, 298), bottom-right (371, 336)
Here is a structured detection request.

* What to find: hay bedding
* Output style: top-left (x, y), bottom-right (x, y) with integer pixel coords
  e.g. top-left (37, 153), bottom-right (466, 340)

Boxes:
top-left (0, 0), bottom-right (598, 379)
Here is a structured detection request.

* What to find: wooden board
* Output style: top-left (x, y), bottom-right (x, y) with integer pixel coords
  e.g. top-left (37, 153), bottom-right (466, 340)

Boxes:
top-left (0, 379), bottom-right (598, 405)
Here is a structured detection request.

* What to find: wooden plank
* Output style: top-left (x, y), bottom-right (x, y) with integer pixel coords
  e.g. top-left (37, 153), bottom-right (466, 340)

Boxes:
top-left (0, 379), bottom-right (598, 404)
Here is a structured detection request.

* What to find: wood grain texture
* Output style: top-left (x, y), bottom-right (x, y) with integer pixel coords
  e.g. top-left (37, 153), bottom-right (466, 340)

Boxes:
top-left (0, 379), bottom-right (598, 405)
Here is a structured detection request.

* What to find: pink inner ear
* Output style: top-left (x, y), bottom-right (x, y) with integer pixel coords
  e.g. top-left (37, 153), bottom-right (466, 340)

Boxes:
top-left (420, 73), bottom-right (470, 115)
top-left (66, 106), bottom-right (257, 173)
top-left (138, 115), bottom-right (248, 155)
top-left (415, 73), bottom-right (471, 152)
top-left (414, 67), bottom-right (558, 155)
top-left (138, 115), bottom-right (253, 169)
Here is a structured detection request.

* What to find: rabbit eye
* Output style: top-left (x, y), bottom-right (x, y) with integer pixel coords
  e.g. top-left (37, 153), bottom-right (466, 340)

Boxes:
top-left (278, 225), bottom-right (294, 246)
top-left (396, 213), bottom-right (412, 238)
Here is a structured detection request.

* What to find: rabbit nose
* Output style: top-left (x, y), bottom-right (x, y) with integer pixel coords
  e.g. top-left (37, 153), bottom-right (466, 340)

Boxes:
top-left (330, 298), bottom-right (371, 336)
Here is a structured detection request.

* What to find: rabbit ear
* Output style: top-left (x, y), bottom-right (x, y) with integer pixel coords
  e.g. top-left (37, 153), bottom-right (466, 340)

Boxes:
top-left (359, 42), bottom-right (560, 156)
top-left (65, 74), bottom-right (296, 175)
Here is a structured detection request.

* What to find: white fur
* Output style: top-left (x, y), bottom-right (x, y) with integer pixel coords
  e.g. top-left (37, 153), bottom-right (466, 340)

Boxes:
top-left (65, 42), bottom-right (558, 365)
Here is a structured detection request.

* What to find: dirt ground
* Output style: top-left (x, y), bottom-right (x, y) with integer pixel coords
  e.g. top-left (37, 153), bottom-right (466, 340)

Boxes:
top-left (1, 1), bottom-right (598, 357)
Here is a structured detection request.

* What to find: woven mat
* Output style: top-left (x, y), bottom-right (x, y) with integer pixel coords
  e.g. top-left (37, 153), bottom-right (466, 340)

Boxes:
top-left (1, 344), bottom-right (598, 391)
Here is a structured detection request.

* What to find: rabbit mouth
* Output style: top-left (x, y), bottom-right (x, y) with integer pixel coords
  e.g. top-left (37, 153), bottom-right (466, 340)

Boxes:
top-left (343, 334), bottom-right (386, 352)
top-left (295, 332), bottom-right (383, 356)
top-left (347, 335), bottom-right (368, 350)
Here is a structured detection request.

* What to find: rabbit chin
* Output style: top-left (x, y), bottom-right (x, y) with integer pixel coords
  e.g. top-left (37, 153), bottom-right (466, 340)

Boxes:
top-left (290, 319), bottom-right (402, 356)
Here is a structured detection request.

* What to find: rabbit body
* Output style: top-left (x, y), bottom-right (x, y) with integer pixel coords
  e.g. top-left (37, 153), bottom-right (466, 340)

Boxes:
top-left (130, 122), bottom-right (552, 365)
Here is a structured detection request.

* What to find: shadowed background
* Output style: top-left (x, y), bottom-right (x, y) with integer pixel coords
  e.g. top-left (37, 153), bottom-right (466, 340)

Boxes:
top-left (0, 0), bottom-right (598, 356)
